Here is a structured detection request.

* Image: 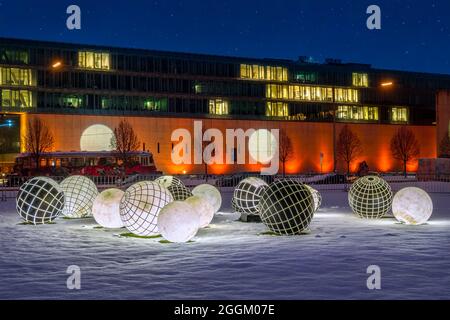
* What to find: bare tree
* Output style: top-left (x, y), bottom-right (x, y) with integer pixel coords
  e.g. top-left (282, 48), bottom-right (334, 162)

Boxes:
top-left (111, 119), bottom-right (140, 166)
top-left (278, 129), bottom-right (294, 177)
top-left (24, 118), bottom-right (54, 169)
top-left (439, 131), bottom-right (450, 158)
top-left (336, 125), bottom-right (362, 175)
top-left (390, 126), bottom-right (420, 177)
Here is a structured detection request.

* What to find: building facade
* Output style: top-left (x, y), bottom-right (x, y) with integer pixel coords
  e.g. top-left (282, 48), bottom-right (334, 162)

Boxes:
top-left (1, 37), bottom-right (450, 174)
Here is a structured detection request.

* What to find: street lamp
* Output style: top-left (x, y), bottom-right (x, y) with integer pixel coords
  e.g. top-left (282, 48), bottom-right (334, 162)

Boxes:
top-left (381, 81), bottom-right (393, 87)
top-left (52, 61), bottom-right (63, 69)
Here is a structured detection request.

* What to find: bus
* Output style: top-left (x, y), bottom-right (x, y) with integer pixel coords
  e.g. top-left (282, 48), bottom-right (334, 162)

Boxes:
top-left (14, 151), bottom-right (157, 176)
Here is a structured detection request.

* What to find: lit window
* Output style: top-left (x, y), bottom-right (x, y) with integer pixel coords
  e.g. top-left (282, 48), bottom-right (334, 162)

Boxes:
top-left (144, 97), bottom-right (168, 112)
top-left (337, 105), bottom-right (378, 121)
top-left (0, 67), bottom-right (34, 86)
top-left (266, 102), bottom-right (288, 117)
top-left (334, 88), bottom-right (359, 103)
top-left (63, 96), bottom-right (82, 108)
top-left (266, 84), bottom-right (336, 102)
top-left (391, 107), bottom-right (408, 123)
top-left (240, 64), bottom-right (288, 81)
top-left (1, 89), bottom-right (33, 108)
top-left (295, 72), bottom-right (317, 83)
top-left (352, 73), bottom-right (369, 87)
top-left (209, 99), bottom-right (229, 115)
top-left (78, 51), bottom-right (110, 70)
top-left (0, 48), bottom-right (29, 64)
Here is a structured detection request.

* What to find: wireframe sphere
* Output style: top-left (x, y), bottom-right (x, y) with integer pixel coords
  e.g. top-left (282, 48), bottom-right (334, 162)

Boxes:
top-left (192, 184), bottom-right (222, 213)
top-left (157, 201), bottom-right (200, 243)
top-left (60, 175), bottom-right (98, 218)
top-left (167, 184), bottom-right (193, 201)
top-left (348, 175), bottom-right (393, 219)
top-left (120, 181), bottom-right (174, 236)
top-left (185, 195), bottom-right (215, 228)
top-left (92, 188), bottom-right (125, 228)
top-left (233, 177), bottom-right (268, 215)
top-left (16, 177), bottom-right (65, 225)
top-left (154, 175), bottom-right (184, 188)
top-left (306, 185), bottom-right (322, 212)
top-left (259, 179), bottom-right (315, 235)
top-left (392, 187), bottom-right (433, 225)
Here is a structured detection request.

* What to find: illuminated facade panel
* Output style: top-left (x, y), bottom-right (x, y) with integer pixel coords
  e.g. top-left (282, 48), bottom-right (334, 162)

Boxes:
top-left (209, 99), bottom-right (229, 115)
top-left (0, 89), bottom-right (34, 108)
top-left (266, 101), bottom-right (288, 117)
top-left (352, 73), bottom-right (369, 87)
top-left (0, 67), bottom-right (34, 86)
top-left (78, 51), bottom-right (110, 70)
top-left (337, 105), bottom-right (379, 121)
top-left (334, 88), bottom-right (359, 103)
top-left (391, 107), bottom-right (409, 123)
top-left (240, 64), bottom-right (288, 81)
top-left (266, 84), bottom-right (337, 102)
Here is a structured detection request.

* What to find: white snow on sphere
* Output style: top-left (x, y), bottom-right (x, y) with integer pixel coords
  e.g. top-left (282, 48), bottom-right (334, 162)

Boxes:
top-left (348, 175), bottom-right (393, 219)
top-left (120, 181), bottom-right (173, 236)
top-left (92, 188), bottom-right (125, 228)
top-left (306, 185), bottom-right (322, 212)
top-left (154, 175), bottom-right (184, 188)
top-left (192, 184), bottom-right (222, 213)
top-left (392, 187), bottom-right (433, 225)
top-left (16, 177), bottom-right (65, 225)
top-left (158, 201), bottom-right (199, 243)
top-left (233, 177), bottom-right (268, 215)
top-left (60, 175), bottom-right (98, 218)
top-left (185, 195), bottom-right (215, 228)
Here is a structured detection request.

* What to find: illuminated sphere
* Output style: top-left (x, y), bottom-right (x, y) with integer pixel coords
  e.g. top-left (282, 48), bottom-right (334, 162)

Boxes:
top-left (259, 179), bottom-right (315, 235)
top-left (157, 201), bottom-right (199, 243)
top-left (392, 187), bottom-right (433, 225)
top-left (92, 188), bottom-right (125, 228)
top-left (60, 175), bottom-right (99, 218)
top-left (192, 184), bottom-right (222, 213)
top-left (306, 185), bottom-right (322, 212)
top-left (80, 124), bottom-right (114, 152)
top-left (348, 175), bottom-right (393, 219)
top-left (154, 175), bottom-right (184, 188)
top-left (185, 195), bottom-right (215, 228)
top-left (167, 184), bottom-right (193, 201)
top-left (233, 177), bottom-right (268, 215)
top-left (120, 181), bottom-right (173, 236)
top-left (16, 177), bottom-right (65, 225)
top-left (231, 196), bottom-right (239, 213)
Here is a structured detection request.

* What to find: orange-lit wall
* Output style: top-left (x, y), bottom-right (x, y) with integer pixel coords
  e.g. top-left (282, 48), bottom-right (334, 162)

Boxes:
top-left (21, 113), bottom-right (436, 174)
top-left (437, 91), bottom-right (450, 153)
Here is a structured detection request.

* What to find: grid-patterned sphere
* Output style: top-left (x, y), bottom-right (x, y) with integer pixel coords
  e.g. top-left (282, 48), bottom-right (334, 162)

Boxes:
top-left (16, 177), bottom-right (65, 225)
top-left (348, 175), bottom-right (393, 219)
top-left (306, 185), bottom-right (322, 212)
top-left (259, 179), bottom-right (315, 235)
top-left (154, 176), bottom-right (184, 188)
top-left (60, 175), bottom-right (99, 218)
top-left (120, 181), bottom-right (174, 236)
top-left (233, 177), bottom-right (268, 215)
top-left (167, 184), bottom-right (193, 201)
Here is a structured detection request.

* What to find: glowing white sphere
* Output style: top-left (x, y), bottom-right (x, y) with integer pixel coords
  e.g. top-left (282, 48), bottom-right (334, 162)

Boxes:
top-left (80, 124), bottom-right (114, 151)
top-left (60, 175), bottom-right (99, 218)
top-left (392, 187), bottom-right (433, 225)
top-left (154, 175), bottom-right (184, 188)
top-left (16, 177), bottom-right (65, 225)
top-left (306, 185), bottom-right (322, 212)
top-left (157, 201), bottom-right (199, 243)
top-left (233, 177), bottom-right (268, 215)
top-left (120, 181), bottom-right (173, 236)
top-left (192, 184), bottom-right (222, 213)
top-left (185, 195), bottom-right (215, 228)
top-left (248, 129), bottom-right (277, 164)
top-left (92, 188), bottom-right (125, 228)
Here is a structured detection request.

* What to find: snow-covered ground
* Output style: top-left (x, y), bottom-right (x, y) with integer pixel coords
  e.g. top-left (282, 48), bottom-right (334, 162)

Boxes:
top-left (0, 190), bottom-right (449, 300)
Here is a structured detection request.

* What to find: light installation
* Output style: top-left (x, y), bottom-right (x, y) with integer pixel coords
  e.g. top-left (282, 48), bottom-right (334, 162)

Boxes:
top-left (306, 185), bottom-right (322, 212)
top-left (157, 201), bottom-right (199, 243)
top-left (392, 187), bottom-right (433, 225)
top-left (167, 184), bottom-right (193, 201)
top-left (192, 184), bottom-right (222, 213)
top-left (154, 175), bottom-right (184, 188)
top-left (92, 188), bottom-right (125, 228)
top-left (185, 195), bottom-right (215, 228)
top-left (232, 177), bottom-right (268, 215)
top-left (60, 175), bottom-right (99, 218)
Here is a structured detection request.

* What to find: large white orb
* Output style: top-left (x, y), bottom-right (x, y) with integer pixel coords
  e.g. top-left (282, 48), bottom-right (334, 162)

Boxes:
top-left (16, 177), bottom-right (65, 225)
top-left (154, 175), bottom-right (184, 188)
top-left (248, 129), bottom-right (277, 164)
top-left (92, 188), bottom-right (125, 228)
top-left (60, 175), bottom-right (99, 218)
top-left (233, 177), bottom-right (268, 215)
top-left (192, 184), bottom-right (222, 213)
top-left (120, 181), bottom-right (173, 236)
top-left (306, 185), bottom-right (322, 212)
top-left (185, 195), bottom-right (215, 228)
top-left (392, 187), bottom-right (433, 225)
top-left (80, 124), bottom-right (114, 152)
top-left (157, 201), bottom-right (199, 243)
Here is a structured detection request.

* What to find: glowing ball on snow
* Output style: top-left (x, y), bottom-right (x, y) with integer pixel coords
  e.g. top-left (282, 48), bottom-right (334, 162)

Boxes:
top-left (348, 175), bottom-right (393, 219)
top-left (120, 181), bottom-right (173, 236)
top-left (392, 187), bottom-right (433, 225)
top-left (233, 177), bottom-right (268, 215)
top-left (185, 195), bottom-right (215, 228)
top-left (60, 175), bottom-right (98, 218)
top-left (16, 177), bottom-right (65, 225)
top-left (92, 188), bottom-right (124, 228)
top-left (157, 201), bottom-right (199, 243)
top-left (192, 184), bottom-right (222, 213)
top-left (259, 179), bottom-right (315, 235)
top-left (306, 185), bottom-right (322, 212)
top-left (167, 184), bottom-right (193, 201)
top-left (154, 175), bottom-right (184, 188)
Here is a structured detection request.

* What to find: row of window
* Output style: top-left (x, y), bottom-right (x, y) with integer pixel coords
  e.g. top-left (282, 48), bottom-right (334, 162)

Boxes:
top-left (266, 84), bottom-right (359, 103)
top-left (352, 73), bottom-right (369, 87)
top-left (0, 89), bottom-right (34, 108)
top-left (0, 67), bottom-right (35, 86)
top-left (336, 105), bottom-right (408, 122)
top-left (240, 64), bottom-right (288, 82)
top-left (78, 51), bottom-right (111, 70)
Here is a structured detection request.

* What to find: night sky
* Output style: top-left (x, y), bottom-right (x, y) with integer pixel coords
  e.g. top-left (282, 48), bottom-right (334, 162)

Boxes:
top-left (0, 0), bottom-right (449, 74)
